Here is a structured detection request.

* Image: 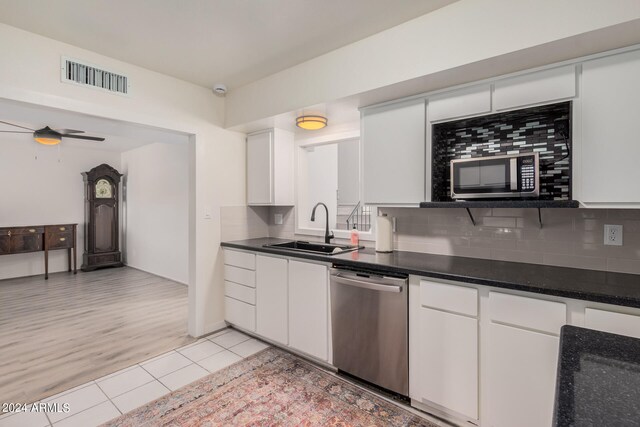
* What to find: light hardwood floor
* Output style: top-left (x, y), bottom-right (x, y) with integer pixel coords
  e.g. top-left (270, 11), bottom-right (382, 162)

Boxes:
top-left (0, 267), bottom-right (194, 404)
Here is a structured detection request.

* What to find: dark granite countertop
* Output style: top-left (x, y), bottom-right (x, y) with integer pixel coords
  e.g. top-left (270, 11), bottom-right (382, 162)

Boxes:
top-left (221, 238), bottom-right (640, 309)
top-left (554, 325), bottom-right (640, 426)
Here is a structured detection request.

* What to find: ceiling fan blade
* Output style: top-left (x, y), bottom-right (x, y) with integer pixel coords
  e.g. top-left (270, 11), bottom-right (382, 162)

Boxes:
top-left (0, 130), bottom-right (32, 133)
top-left (0, 120), bottom-right (35, 131)
top-left (61, 134), bottom-right (105, 142)
top-left (56, 129), bottom-right (85, 134)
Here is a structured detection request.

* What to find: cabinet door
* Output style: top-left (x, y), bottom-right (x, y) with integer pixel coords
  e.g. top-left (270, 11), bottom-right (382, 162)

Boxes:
top-left (288, 260), bottom-right (328, 360)
top-left (417, 307), bottom-right (478, 420)
top-left (493, 65), bottom-right (576, 111)
top-left (581, 50), bottom-right (640, 204)
top-left (247, 131), bottom-right (273, 205)
top-left (362, 99), bottom-right (425, 204)
top-left (429, 85), bottom-right (491, 122)
top-left (256, 255), bottom-right (288, 345)
top-left (487, 323), bottom-right (559, 427)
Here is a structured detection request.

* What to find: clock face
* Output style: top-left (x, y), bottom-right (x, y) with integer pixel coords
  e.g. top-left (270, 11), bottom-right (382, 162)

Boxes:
top-left (95, 179), bottom-right (113, 198)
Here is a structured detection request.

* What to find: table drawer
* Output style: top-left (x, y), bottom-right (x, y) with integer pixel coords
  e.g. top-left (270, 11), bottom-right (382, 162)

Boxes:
top-left (47, 232), bottom-right (73, 250)
top-left (225, 296), bottom-right (256, 331)
top-left (224, 249), bottom-right (256, 270)
top-left (224, 265), bottom-right (256, 288)
top-left (11, 227), bottom-right (44, 235)
top-left (225, 281), bottom-right (256, 305)
top-left (46, 225), bottom-right (73, 233)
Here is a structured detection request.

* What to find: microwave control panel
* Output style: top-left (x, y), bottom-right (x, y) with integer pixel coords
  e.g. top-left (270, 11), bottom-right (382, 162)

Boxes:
top-left (519, 156), bottom-right (536, 192)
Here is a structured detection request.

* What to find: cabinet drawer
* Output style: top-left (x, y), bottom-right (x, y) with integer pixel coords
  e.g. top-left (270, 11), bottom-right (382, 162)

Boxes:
top-left (225, 296), bottom-right (256, 332)
top-left (225, 281), bottom-right (256, 305)
top-left (47, 232), bottom-right (73, 250)
top-left (224, 265), bottom-right (256, 287)
top-left (46, 225), bottom-right (73, 233)
top-left (224, 249), bottom-right (256, 270)
top-left (420, 280), bottom-right (478, 317)
top-left (585, 308), bottom-right (640, 340)
top-left (489, 292), bottom-right (566, 335)
top-left (11, 227), bottom-right (44, 235)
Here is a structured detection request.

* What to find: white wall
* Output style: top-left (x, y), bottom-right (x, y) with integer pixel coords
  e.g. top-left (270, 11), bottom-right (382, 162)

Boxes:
top-left (226, 0), bottom-right (640, 127)
top-left (121, 142), bottom-right (188, 284)
top-left (0, 23), bottom-right (246, 337)
top-left (0, 135), bottom-right (121, 279)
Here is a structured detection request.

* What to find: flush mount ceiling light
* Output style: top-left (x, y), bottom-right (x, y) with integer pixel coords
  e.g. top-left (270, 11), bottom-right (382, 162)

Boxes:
top-left (296, 115), bottom-right (328, 130)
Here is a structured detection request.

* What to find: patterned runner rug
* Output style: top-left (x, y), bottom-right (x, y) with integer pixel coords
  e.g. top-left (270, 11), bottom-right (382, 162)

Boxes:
top-left (103, 347), bottom-right (437, 426)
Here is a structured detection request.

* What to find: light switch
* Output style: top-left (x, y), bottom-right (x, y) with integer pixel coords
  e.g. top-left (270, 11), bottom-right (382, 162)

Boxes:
top-left (274, 213), bottom-right (283, 225)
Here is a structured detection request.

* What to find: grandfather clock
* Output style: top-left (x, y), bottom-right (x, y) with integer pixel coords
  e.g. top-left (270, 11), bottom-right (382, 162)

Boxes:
top-left (81, 164), bottom-right (124, 271)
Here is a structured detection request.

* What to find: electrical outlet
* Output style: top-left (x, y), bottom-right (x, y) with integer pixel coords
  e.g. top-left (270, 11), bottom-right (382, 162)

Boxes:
top-left (604, 224), bottom-right (623, 246)
top-left (274, 213), bottom-right (283, 225)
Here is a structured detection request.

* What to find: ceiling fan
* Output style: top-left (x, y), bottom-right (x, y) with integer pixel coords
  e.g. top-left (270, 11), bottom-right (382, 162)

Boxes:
top-left (0, 120), bottom-right (105, 145)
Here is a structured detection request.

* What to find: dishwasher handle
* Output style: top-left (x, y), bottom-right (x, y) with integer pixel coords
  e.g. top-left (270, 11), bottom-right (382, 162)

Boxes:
top-left (331, 272), bottom-right (405, 293)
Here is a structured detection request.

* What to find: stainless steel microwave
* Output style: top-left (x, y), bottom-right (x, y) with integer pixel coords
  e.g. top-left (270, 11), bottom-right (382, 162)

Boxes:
top-left (450, 153), bottom-right (540, 199)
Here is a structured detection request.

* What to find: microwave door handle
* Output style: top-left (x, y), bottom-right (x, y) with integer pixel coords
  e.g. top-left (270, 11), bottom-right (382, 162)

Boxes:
top-left (510, 158), bottom-right (518, 191)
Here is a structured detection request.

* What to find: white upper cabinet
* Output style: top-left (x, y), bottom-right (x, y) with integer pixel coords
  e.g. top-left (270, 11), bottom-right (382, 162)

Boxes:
top-left (493, 65), bottom-right (576, 111)
top-left (580, 50), bottom-right (640, 205)
top-left (362, 99), bottom-right (426, 205)
top-left (247, 128), bottom-right (294, 206)
top-left (428, 85), bottom-right (491, 123)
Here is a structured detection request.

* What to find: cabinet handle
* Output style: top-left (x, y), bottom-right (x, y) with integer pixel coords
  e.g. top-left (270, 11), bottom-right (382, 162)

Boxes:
top-left (59, 227), bottom-right (66, 231)
top-left (29, 229), bottom-right (36, 233)
top-left (7, 231), bottom-right (10, 237)
top-left (59, 237), bottom-right (66, 242)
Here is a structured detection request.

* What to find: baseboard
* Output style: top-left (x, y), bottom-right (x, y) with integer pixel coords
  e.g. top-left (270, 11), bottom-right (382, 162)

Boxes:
top-left (123, 263), bottom-right (188, 286)
top-left (195, 320), bottom-right (228, 339)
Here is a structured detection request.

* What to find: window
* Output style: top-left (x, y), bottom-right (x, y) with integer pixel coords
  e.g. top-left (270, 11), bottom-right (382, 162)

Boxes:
top-left (296, 137), bottom-right (373, 238)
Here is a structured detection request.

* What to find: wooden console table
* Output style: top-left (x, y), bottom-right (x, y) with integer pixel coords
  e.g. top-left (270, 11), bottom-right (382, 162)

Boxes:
top-left (0, 224), bottom-right (77, 279)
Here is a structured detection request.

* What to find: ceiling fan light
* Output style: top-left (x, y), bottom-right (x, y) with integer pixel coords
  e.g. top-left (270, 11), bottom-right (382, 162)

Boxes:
top-left (34, 136), bottom-right (61, 145)
top-left (296, 115), bottom-right (328, 130)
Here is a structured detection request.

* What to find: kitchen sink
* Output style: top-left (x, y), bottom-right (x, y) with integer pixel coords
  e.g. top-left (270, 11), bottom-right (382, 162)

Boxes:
top-left (263, 240), bottom-right (361, 255)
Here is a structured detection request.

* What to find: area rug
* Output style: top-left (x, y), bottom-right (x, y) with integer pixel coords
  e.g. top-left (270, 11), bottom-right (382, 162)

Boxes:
top-left (103, 347), bottom-right (437, 426)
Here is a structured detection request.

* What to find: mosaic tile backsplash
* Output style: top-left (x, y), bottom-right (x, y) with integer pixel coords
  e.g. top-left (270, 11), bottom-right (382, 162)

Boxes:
top-left (432, 101), bottom-right (571, 201)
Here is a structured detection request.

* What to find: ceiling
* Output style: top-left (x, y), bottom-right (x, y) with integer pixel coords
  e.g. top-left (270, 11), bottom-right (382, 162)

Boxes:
top-left (0, 0), bottom-right (457, 90)
top-left (0, 98), bottom-right (189, 152)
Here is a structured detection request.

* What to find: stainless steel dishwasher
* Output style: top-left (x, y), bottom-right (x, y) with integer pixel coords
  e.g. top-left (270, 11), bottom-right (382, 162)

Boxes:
top-left (330, 266), bottom-right (409, 396)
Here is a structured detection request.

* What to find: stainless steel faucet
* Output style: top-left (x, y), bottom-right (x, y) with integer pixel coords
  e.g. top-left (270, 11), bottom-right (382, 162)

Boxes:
top-left (310, 202), bottom-right (334, 244)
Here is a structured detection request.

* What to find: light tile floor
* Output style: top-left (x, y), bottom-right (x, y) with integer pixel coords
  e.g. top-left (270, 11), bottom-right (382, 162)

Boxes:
top-left (0, 328), bottom-right (269, 427)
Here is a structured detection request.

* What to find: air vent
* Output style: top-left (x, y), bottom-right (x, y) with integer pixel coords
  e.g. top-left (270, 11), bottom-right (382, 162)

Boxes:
top-left (61, 57), bottom-right (130, 95)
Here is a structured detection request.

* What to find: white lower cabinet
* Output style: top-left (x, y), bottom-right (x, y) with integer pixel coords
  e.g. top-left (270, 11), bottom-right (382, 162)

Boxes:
top-left (585, 308), bottom-right (640, 339)
top-left (288, 260), bottom-right (329, 361)
top-left (256, 255), bottom-right (288, 345)
top-left (486, 322), bottom-right (560, 427)
top-left (224, 296), bottom-right (255, 332)
top-left (411, 279), bottom-right (478, 422)
top-left (486, 292), bottom-right (567, 427)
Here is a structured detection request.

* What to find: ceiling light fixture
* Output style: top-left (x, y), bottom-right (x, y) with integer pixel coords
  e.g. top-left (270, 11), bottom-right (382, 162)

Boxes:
top-left (33, 128), bottom-right (62, 146)
top-left (296, 115), bottom-right (328, 130)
